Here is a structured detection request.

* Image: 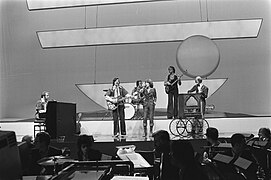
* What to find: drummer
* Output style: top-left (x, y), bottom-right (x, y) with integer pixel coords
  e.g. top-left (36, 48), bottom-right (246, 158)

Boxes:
top-left (29, 132), bottom-right (62, 175)
top-left (131, 80), bottom-right (144, 105)
top-left (131, 80), bottom-right (143, 109)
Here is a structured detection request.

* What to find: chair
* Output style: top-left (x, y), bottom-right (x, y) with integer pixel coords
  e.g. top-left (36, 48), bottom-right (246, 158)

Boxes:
top-left (34, 113), bottom-right (46, 137)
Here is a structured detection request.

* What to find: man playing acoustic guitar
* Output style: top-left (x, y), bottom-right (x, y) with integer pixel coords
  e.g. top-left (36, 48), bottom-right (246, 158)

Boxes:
top-left (105, 77), bottom-right (131, 138)
top-left (164, 66), bottom-right (182, 119)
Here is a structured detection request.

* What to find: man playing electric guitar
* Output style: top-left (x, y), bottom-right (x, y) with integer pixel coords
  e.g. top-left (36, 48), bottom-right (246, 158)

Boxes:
top-left (105, 77), bottom-right (131, 138)
top-left (164, 66), bottom-right (182, 119)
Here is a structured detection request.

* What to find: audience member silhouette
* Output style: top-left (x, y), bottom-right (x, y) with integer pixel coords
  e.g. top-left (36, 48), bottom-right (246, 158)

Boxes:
top-left (203, 127), bottom-right (221, 163)
top-left (152, 130), bottom-right (179, 180)
top-left (29, 132), bottom-right (62, 175)
top-left (22, 135), bottom-right (34, 149)
top-left (171, 140), bottom-right (209, 180)
top-left (77, 135), bottom-right (102, 161)
top-left (218, 133), bottom-right (258, 180)
top-left (257, 127), bottom-right (271, 149)
top-left (20, 135), bottom-right (34, 175)
top-left (230, 133), bottom-right (258, 163)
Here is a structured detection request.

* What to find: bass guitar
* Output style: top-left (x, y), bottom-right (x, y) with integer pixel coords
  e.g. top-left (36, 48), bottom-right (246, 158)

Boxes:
top-left (165, 74), bottom-right (184, 94)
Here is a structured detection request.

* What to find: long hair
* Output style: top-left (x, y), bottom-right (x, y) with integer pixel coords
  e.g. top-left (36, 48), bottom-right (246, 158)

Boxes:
top-left (77, 135), bottom-right (95, 150)
top-left (41, 91), bottom-right (49, 98)
top-left (168, 66), bottom-right (175, 73)
top-left (112, 77), bottom-right (119, 86)
top-left (136, 80), bottom-right (142, 87)
top-left (77, 135), bottom-right (95, 160)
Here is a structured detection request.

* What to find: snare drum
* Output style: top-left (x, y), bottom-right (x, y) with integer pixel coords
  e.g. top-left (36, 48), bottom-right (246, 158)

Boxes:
top-left (124, 103), bottom-right (135, 120)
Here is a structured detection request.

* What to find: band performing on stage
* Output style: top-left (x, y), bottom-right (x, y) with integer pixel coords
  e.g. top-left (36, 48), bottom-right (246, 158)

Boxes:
top-left (103, 66), bottom-right (211, 138)
top-left (36, 66), bottom-right (210, 139)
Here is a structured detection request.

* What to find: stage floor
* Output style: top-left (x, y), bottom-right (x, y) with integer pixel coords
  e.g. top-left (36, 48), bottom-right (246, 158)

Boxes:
top-left (0, 115), bottom-right (271, 143)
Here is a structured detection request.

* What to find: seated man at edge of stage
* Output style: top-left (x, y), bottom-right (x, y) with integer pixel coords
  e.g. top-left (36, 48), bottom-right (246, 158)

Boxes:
top-left (105, 77), bottom-right (131, 138)
top-left (187, 76), bottom-right (209, 115)
top-left (35, 91), bottom-right (50, 119)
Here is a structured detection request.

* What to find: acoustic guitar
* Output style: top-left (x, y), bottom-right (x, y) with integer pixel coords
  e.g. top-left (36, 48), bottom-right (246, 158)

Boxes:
top-left (106, 96), bottom-right (129, 110)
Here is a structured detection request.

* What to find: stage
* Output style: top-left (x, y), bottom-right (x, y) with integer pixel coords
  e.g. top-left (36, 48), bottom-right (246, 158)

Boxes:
top-left (0, 112), bottom-right (270, 142)
top-left (0, 113), bottom-right (271, 159)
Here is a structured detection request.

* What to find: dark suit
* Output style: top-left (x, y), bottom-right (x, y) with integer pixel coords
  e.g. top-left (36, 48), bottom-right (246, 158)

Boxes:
top-left (142, 88), bottom-right (157, 129)
top-left (165, 74), bottom-right (181, 118)
top-left (106, 86), bottom-right (128, 135)
top-left (188, 84), bottom-right (208, 115)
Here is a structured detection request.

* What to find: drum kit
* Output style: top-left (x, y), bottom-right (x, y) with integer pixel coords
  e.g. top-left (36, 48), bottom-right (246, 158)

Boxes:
top-left (103, 89), bottom-right (144, 120)
top-left (125, 91), bottom-right (144, 120)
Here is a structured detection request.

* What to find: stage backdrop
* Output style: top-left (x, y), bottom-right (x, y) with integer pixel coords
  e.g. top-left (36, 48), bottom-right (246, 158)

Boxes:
top-left (0, 0), bottom-right (270, 119)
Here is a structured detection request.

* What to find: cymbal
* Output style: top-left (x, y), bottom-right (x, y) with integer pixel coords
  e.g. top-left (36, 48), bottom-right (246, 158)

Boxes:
top-left (38, 155), bottom-right (66, 161)
top-left (37, 156), bottom-right (76, 166)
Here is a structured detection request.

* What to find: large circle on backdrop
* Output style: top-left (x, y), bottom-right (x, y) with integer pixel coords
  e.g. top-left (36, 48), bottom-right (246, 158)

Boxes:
top-left (176, 35), bottom-right (220, 78)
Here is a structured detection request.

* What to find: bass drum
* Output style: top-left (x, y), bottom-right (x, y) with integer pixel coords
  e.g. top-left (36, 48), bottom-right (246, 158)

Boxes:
top-left (124, 103), bottom-right (135, 120)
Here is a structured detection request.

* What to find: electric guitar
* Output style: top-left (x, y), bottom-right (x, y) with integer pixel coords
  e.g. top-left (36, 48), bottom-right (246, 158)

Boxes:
top-left (165, 74), bottom-right (184, 94)
top-left (106, 96), bottom-right (129, 110)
